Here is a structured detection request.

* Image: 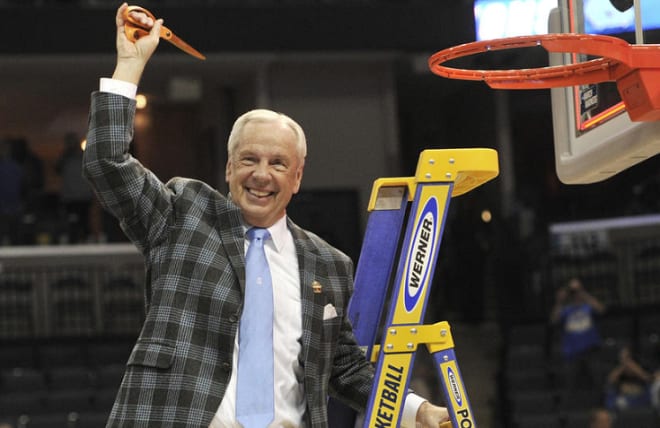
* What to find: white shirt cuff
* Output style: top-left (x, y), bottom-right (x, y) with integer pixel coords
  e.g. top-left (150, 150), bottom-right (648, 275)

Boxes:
top-left (99, 77), bottom-right (137, 100)
top-left (402, 393), bottom-right (426, 428)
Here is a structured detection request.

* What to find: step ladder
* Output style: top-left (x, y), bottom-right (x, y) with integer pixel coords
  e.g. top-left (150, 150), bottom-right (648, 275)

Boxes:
top-left (340, 148), bottom-right (498, 428)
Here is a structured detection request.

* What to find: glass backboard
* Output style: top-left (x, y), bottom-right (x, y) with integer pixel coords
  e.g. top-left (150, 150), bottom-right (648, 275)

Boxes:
top-left (549, 0), bottom-right (660, 184)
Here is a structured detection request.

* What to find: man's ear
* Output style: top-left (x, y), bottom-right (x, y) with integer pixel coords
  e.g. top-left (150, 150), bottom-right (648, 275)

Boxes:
top-left (225, 159), bottom-right (232, 183)
top-left (292, 163), bottom-right (304, 194)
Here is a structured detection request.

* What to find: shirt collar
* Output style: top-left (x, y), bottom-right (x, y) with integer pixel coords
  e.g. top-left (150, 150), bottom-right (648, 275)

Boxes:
top-left (244, 215), bottom-right (288, 253)
top-left (267, 215), bottom-right (289, 253)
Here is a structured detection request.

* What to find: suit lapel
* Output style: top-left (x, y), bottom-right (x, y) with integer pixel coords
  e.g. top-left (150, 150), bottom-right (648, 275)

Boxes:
top-left (289, 220), bottom-right (328, 368)
top-left (215, 197), bottom-right (248, 293)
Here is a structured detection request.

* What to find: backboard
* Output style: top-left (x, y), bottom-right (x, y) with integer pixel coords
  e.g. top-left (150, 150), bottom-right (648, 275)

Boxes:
top-left (549, 0), bottom-right (660, 184)
top-left (474, 0), bottom-right (558, 41)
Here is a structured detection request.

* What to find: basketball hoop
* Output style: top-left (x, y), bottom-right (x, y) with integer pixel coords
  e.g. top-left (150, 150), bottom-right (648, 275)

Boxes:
top-left (428, 33), bottom-right (660, 121)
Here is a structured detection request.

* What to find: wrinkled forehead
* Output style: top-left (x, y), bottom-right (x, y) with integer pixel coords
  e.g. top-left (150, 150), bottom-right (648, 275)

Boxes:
top-left (237, 119), bottom-right (303, 159)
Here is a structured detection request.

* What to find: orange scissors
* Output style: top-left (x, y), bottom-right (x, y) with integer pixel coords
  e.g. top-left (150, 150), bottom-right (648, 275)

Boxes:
top-left (122, 5), bottom-right (206, 60)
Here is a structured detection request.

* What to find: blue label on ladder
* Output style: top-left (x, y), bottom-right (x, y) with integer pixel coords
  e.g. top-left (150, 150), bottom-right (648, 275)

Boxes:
top-left (404, 196), bottom-right (438, 313)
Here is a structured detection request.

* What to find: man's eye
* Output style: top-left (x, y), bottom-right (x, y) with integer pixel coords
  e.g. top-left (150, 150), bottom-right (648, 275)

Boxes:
top-left (272, 160), bottom-right (287, 170)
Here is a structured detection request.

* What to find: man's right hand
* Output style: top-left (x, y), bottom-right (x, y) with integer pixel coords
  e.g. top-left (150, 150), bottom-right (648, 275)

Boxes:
top-left (112, 2), bottom-right (163, 85)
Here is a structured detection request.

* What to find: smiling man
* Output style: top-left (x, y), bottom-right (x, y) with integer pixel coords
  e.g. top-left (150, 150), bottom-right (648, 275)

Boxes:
top-left (225, 113), bottom-right (305, 229)
top-left (82, 3), bottom-right (450, 427)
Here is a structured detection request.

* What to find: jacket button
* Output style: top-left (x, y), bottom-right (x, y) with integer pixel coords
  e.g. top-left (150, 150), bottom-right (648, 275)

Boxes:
top-left (222, 362), bottom-right (231, 372)
top-left (229, 314), bottom-right (238, 323)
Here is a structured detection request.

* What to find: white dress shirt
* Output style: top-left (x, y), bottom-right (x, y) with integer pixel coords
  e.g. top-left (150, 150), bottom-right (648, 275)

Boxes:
top-left (99, 77), bottom-right (426, 428)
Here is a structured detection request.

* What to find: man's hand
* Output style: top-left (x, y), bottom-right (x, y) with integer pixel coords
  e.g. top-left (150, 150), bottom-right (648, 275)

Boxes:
top-left (416, 402), bottom-right (451, 427)
top-left (112, 2), bottom-right (163, 85)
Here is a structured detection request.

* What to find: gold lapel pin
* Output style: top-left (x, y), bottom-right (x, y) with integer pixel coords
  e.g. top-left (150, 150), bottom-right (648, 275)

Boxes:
top-left (312, 281), bottom-right (323, 294)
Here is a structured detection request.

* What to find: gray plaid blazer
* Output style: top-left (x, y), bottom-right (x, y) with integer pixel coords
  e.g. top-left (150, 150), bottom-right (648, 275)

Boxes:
top-left (83, 92), bottom-right (374, 427)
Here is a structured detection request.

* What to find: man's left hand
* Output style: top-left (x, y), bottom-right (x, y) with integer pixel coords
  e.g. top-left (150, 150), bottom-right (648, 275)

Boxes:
top-left (416, 401), bottom-right (451, 427)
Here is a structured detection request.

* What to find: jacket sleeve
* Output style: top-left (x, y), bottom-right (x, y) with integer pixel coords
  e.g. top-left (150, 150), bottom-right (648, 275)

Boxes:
top-left (82, 91), bottom-right (172, 252)
top-left (327, 257), bottom-right (375, 411)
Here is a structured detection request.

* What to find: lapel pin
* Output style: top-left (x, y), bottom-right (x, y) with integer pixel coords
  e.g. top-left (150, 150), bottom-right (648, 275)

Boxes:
top-left (312, 281), bottom-right (323, 294)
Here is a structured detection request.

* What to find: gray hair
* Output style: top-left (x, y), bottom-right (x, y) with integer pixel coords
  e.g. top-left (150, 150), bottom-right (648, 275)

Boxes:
top-left (227, 109), bottom-right (307, 161)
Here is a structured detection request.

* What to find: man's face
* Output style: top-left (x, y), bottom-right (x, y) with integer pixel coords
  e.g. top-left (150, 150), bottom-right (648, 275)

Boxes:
top-left (590, 411), bottom-right (612, 428)
top-left (226, 119), bottom-right (304, 228)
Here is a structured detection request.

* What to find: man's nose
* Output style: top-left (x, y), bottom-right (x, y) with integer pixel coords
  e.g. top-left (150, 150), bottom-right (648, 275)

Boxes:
top-left (252, 161), bottom-right (270, 179)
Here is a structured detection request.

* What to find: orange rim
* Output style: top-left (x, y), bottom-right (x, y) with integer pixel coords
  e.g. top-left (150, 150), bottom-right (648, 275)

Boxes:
top-left (427, 33), bottom-right (660, 89)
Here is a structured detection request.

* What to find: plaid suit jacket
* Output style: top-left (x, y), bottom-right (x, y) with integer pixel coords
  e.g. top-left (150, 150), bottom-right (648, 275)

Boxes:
top-left (83, 92), bottom-right (374, 427)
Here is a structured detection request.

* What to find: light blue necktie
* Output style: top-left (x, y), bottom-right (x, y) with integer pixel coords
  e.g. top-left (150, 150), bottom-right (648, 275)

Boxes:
top-left (236, 227), bottom-right (274, 427)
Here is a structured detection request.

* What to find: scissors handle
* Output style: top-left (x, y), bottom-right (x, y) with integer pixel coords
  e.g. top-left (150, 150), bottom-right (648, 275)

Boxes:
top-left (125, 24), bottom-right (174, 43)
top-left (122, 5), bottom-right (205, 60)
top-left (122, 6), bottom-right (172, 42)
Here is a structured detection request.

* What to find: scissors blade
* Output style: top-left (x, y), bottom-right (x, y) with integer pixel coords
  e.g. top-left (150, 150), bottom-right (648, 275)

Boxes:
top-left (162, 31), bottom-right (206, 61)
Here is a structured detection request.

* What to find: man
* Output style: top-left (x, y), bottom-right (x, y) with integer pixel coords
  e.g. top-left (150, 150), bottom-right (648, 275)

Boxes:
top-left (550, 277), bottom-right (605, 391)
top-left (550, 277), bottom-right (605, 361)
top-left (588, 408), bottom-right (612, 428)
top-left (82, 3), bottom-right (450, 427)
top-left (56, 132), bottom-right (94, 243)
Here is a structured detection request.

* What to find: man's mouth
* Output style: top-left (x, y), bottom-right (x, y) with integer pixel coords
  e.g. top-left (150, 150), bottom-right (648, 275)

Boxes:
top-left (247, 188), bottom-right (274, 198)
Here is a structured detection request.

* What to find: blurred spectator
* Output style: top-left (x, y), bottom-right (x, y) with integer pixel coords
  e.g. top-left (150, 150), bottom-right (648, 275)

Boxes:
top-left (589, 407), bottom-right (613, 428)
top-left (56, 132), bottom-right (94, 243)
top-left (551, 277), bottom-right (606, 389)
top-left (9, 137), bottom-right (45, 214)
top-left (0, 138), bottom-right (23, 245)
top-left (651, 371), bottom-right (660, 412)
top-left (604, 345), bottom-right (653, 411)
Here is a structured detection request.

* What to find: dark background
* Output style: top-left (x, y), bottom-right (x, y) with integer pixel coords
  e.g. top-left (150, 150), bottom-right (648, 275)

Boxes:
top-left (2, 0), bottom-right (660, 323)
